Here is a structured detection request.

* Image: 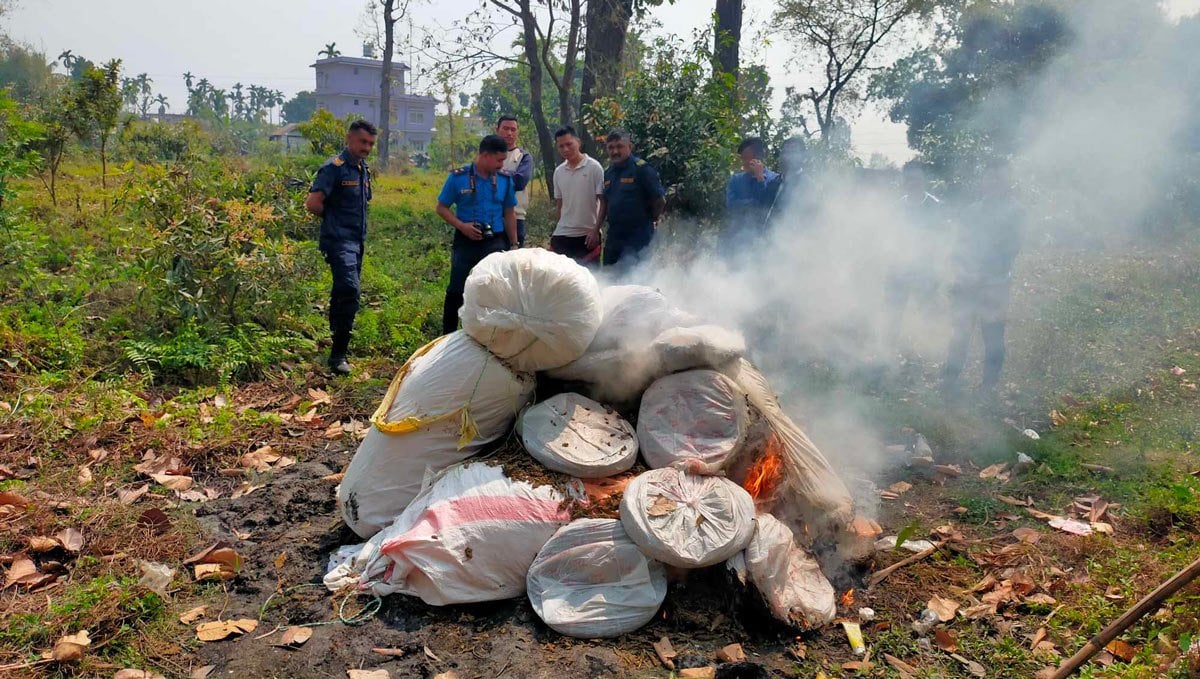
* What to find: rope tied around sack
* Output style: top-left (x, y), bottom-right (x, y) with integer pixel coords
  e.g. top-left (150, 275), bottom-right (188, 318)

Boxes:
top-left (259, 583), bottom-right (382, 628)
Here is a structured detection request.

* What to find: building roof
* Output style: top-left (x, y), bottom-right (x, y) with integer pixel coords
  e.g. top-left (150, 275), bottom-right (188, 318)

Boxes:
top-left (269, 123), bottom-right (302, 138)
top-left (311, 56), bottom-right (411, 70)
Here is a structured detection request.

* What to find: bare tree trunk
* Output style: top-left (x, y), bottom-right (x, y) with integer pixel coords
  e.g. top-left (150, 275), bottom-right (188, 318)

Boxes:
top-left (715, 0), bottom-right (742, 80)
top-left (516, 0), bottom-right (557, 195)
top-left (543, 0), bottom-right (582, 129)
top-left (578, 0), bottom-right (633, 157)
top-left (379, 0), bottom-right (395, 170)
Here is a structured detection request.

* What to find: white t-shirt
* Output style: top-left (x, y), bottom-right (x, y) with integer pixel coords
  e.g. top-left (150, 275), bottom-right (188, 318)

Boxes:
top-left (552, 154), bottom-right (604, 237)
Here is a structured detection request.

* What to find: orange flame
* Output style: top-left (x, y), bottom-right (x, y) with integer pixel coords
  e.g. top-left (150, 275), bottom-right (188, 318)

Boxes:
top-left (841, 588), bottom-right (856, 608)
top-left (743, 436), bottom-right (784, 501)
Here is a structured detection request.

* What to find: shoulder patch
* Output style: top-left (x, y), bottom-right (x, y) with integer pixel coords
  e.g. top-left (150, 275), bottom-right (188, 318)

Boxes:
top-left (452, 166), bottom-right (468, 175)
top-left (635, 158), bottom-right (647, 166)
top-left (498, 169), bottom-right (513, 177)
top-left (332, 156), bottom-right (345, 167)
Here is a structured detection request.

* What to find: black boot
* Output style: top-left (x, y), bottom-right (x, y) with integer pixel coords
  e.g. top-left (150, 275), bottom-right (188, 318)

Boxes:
top-left (328, 330), bottom-right (352, 376)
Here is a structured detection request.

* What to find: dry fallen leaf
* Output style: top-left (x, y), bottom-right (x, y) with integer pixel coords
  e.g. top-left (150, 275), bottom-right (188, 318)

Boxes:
top-left (647, 495), bottom-right (678, 517)
top-left (348, 670), bottom-right (390, 679)
top-left (1030, 627), bottom-right (1048, 650)
top-left (179, 606), bottom-right (208, 624)
top-left (29, 536), bottom-right (59, 552)
top-left (241, 446), bottom-right (280, 472)
top-left (653, 636), bottom-right (677, 668)
top-left (191, 665), bottom-right (216, 679)
top-left (196, 618), bottom-right (257, 642)
top-left (137, 508), bottom-right (172, 534)
top-left (997, 495), bottom-right (1030, 507)
top-left (151, 473), bottom-right (194, 492)
top-left (1106, 639), bottom-right (1137, 662)
top-left (113, 670), bottom-right (166, 679)
top-left (51, 630), bottom-right (91, 663)
top-left (1049, 517), bottom-right (1093, 536)
top-left (274, 552), bottom-right (288, 570)
top-left (278, 626), bottom-right (312, 647)
top-left (883, 654), bottom-right (918, 678)
top-left (76, 466), bottom-right (93, 485)
top-left (372, 648), bottom-right (408, 657)
top-left (979, 463), bottom-right (1009, 480)
top-left (193, 564), bottom-right (229, 581)
top-left (933, 628), bottom-right (958, 652)
top-left (230, 483), bottom-right (264, 499)
top-left (716, 643), bottom-right (745, 663)
top-left (1012, 527), bottom-right (1042, 543)
top-left (840, 661), bottom-right (874, 672)
top-left (928, 594), bottom-right (960, 622)
top-left (1025, 593), bottom-right (1058, 606)
top-left (887, 481), bottom-right (912, 495)
top-left (308, 387), bottom-right (332, 405)
top-left (0, 490), bottom-right (31, 510)
top-left (57, 527), bottom-right (83, 553)
top-left (4, 557), bottom-right (42, 589)
top-left (118, 485), bottom-right (150, 505)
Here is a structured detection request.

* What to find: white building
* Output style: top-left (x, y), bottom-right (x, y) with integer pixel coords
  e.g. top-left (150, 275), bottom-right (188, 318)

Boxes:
top-left (311, 46), bottom-right (436, 151)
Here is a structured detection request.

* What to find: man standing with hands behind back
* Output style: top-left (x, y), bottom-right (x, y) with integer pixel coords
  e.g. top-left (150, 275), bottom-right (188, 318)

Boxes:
top-left (435, 134), bottom-right (519, 334)
top-left (593, 129), bottom-right (665, 271)
top-left (496, 115), bottom-right (533, 247)
top-left (305, 119), bottom-right (377, 376)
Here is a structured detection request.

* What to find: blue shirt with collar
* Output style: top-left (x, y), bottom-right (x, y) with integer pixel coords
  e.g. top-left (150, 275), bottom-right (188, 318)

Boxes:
top-left (437, 163), bottom-right (517, 241)
top-left (726, 167), bottom-right (780, 211)
top-left (602, 154), bottom-right (665, 239)
top-left (310, 148), bottom-right (372, 252)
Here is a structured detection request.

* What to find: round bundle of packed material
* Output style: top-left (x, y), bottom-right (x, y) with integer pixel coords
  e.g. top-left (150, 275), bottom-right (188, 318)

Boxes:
top-left (620, 467), bottom-right (756, 568)
top-left (526, 518), bottom-right (668, 638)
top-left (338, 332), bottom-right (535, 538)
top-left (327, 463), bottom-right (570, 604)
top-left (739, 513), bottom-right (837, 629)
top-left (637, 369), bottom-right (750, 473)
top-left (461, 249), bottom-right (602, 372)
top-left (651, 325), bottom-right (745, 375)
top-left (517, 393), bottom-right (638, 478)
top-left (589, 285), bottom-right (674, 350)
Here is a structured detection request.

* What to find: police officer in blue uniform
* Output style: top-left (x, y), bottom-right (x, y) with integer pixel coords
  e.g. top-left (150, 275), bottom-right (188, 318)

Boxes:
top-left (591, 129), bottom-right (665, 271)
top-left (305, 119), bottom-right (377, 375)
top-left (435, 134), bottom-right (519, 334)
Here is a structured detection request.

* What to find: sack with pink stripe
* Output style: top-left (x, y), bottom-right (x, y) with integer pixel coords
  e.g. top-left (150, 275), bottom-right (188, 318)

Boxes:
top-left (325, 462), bottom-right (570, 605)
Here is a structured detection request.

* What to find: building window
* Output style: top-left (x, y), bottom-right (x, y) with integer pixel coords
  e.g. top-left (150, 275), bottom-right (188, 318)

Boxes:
top-left (409, 109), bottom-right (425, 124)
top-left (354, 99), bottom-right (359, 106)
top-left (353, 67), bottom-right (359, 75)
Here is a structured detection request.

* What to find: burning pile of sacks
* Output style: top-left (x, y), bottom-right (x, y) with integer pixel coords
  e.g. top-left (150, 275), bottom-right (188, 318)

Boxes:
top-left (325, 249), bottom-right (859, 638)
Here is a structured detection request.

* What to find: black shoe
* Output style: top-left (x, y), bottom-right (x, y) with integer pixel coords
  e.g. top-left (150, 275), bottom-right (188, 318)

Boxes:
top-left (328, 356), bottom-right (352, 376)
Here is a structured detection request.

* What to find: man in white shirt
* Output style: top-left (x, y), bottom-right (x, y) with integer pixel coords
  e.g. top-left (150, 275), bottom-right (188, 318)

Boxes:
top-left (550, 126), bottom-right (604, 264)
top-left (496, 115), bottom-right (533, 246)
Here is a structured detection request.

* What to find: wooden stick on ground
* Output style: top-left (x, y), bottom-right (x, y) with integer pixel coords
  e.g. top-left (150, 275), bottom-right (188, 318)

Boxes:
top-left (867, 543), bottom-right (941, 589)
top-left (1051, 553), bottom-right (1200, 679)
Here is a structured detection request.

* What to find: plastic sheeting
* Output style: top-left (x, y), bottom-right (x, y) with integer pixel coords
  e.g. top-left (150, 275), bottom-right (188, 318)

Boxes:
top-left (517, 393), bottom-right (638, 478)
top-left (620, 468), bottom-right (755, 568)
top-left (461, 249), bottom-right (602, 372)
top-left (637, 370), bottom-right (750, 472)
top-left (527, 518), bottom-right (667, 638)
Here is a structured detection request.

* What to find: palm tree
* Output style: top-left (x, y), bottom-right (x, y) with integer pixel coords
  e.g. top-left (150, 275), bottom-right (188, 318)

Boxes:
top-left (210, 88), bottom-right (229, 121)
top-left (231, 82), bottom-right (246, 120)
top-left (319, 42), bottom-right (341, 59)
top-left (56, 49), bottom-right (76, 69)
top-left (136, 73), bottom-right (154, 118)
top-left (183, 71), bottom-right (195, 92)
top-left (154, 94), bottom-right (169, 117)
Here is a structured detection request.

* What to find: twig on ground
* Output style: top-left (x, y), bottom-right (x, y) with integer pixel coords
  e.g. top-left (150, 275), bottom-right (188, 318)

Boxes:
top-left (868, 543), bottom-right (942, 589)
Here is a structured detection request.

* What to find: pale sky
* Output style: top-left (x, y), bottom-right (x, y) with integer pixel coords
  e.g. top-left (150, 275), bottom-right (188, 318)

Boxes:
top-left (7, 0), bottom-right (1199, 163)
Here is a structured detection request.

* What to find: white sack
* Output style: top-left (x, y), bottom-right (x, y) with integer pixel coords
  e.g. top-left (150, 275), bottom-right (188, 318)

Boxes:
top-left (517, 393), bottom-right (638, 478)
top-left (327, 463), bottom-right (570, 604)
top-left (338, 332), bottom-right (535, 538)
top-left (742, 513), bottom-right (837, 629)
top-left (526, 518), bottom-right (667, 638)
top-left (637, 370), bottom-right (750, 472)
top-left (590, 285), bottom-right (673, 350)
top-left (620, 468), bottom-right (755, 568)
top-left (729, 360), bottom-right (854, 531)
top-left (461, 249), bottom-right (602, 372)
top-left (651, 325), bottom-right (746, 374)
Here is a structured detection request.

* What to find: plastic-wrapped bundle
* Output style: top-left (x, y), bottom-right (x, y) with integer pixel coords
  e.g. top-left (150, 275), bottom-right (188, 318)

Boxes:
top-left (620, 468), bottom-right (755, 568)
top-left (461, 249), bottom-right (602, 372)
top-left (637, 369), bottom-right (750, 473)
top-left (739, 513), bottom-right (837, 629)
top-left (526, 518), bottom-right (667, 638)
top-left (517, 393), bottom-right (638, 478)
top-left (338, 332), bottom-right (535, 538)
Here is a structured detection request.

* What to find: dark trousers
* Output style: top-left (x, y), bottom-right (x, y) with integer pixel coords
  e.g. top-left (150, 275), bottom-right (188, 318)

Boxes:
top-left (943, 280), bottom-right (1011, 391)
top-left (517, 219), bottom-right (526, 247)
top-left (550, 235), bottom-right (593, 265)
top-left (324, 248), bottom-right (362, 336)
top-left (602, 227), bottom-right (654, 272)
top-left (442, 237), bottom-right (508, 334)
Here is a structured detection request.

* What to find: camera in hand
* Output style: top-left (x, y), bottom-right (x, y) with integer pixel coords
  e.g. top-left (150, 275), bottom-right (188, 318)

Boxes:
top-left (474, 221), bottom-right (494, 239)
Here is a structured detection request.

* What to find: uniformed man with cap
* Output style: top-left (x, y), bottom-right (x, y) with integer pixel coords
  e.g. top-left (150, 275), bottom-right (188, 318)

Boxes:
top-left (305, 119), bottom-right (377, 375)
top-left (591, 129), bottom-right (665, 271)
top-left (435, 134), bottom-right (519, 334)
